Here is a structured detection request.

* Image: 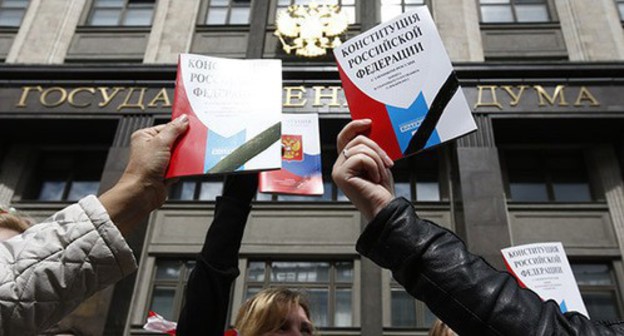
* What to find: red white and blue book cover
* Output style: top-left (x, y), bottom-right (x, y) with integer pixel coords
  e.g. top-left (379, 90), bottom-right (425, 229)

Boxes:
top-left (259, 113), bottom-right (324, 196)
top-left (502, 242), bottom-right (589, 318)
top-left (166, 54), bottom-right (282, 178)
top-left (333, 7), bottom-right (476, 161)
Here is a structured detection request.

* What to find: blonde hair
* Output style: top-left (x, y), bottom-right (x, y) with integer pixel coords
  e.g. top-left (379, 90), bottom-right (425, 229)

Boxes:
top-left (0, 212), bottom-right (30, 234)
top-left (234, 287), bottom-right (315, 336)
top-left (428, 319), bottom-right (456, 336)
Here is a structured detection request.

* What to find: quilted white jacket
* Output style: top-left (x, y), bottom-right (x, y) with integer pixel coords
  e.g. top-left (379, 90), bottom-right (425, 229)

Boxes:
top-left (0, 195), bottom-right (138, 335)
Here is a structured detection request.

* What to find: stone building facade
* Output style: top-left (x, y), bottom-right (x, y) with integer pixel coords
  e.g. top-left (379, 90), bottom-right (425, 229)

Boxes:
top-left (1, 0), bottom-right (624, 335)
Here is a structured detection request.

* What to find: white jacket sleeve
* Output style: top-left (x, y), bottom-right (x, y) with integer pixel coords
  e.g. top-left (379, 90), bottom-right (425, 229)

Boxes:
top-left (0, 195), bottom-right (138, 335)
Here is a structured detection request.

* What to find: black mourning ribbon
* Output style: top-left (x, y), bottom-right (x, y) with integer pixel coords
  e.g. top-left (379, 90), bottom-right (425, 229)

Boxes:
top-left (404, 72), bottom-right (460, 155)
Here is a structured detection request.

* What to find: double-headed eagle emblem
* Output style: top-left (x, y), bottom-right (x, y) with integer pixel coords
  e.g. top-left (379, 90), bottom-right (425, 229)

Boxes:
top-left (282, 135), bottom-right (303, 161)
top-left (274, 2), bottom-right (349, 57)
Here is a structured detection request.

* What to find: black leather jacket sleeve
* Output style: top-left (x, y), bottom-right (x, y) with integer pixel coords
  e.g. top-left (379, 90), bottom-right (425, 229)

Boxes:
top-left (356, 197), bottom-right (624, 336)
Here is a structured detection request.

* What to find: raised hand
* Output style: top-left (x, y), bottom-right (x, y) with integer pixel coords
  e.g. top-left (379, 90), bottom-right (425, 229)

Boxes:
top-left (122, 115), bottom-right (189, 209)
top-left (332, 119), bottom-right (395, 221)
top-left (100, 115), bottom-right (189, 235)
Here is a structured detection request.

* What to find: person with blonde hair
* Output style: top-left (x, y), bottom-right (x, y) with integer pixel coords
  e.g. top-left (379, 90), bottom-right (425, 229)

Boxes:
top-left (234, 287), bottom-right (315, 336)
top-left (0, 206), bottom-right (31, 241)
top-left (176, 175), bottom-right (318, 336)
top-left (428, 319), bottom-right (456, 336)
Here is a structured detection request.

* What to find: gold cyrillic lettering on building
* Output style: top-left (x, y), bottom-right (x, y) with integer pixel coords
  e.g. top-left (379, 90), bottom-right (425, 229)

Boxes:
top-left (283, 86), bottom-right (307, 107)
top-left (68, 87), bottom-right (96, 108)
top-left (534, 85), bottom-right (569, 107)
top-left (40, 87), bottom-right (68, 108)
top-left (98, 87), bottom-right (125, 107)
top-left (500, 85), bottom-right (528, 107)
top-left (574, 86), bottom-right (600, 107)
top-left (118, 87), bottom-right (147, 111)
top-left (312, 86), bottom-right (341, 107)
top-left (16, 86), bottom-right (43, 108)
top-left (147, 88), bottom-right (172, 108)
top-left (474, 85), bottom-right (503, 110)
top-left (12, 84), bottom-right (605, 112)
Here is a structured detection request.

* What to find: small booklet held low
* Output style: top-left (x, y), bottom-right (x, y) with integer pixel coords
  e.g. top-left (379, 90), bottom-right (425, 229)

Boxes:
top-left (502, 242), bottom-right (589, 318)
top-left (166, 54), bottom-right (282, 178)
top-left (334, 7), bottom-right (477, 160)
top-left (259, 113), bottom-right (324, 196)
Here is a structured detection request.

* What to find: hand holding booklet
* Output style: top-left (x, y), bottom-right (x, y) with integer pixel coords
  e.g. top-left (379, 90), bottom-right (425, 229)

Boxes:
top-left (166, 54), bottom-right (282, 178)
top-left (334, 7), bottom-right (477, 160)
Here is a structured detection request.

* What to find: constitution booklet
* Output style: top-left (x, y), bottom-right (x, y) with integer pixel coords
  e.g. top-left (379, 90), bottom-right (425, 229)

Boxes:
top-left (166, 54), bottom-right (282, 178)
top-left (502, 242), bottom-right (589, 318)
top-left (259, 113), bottom-right (324, 196)
top-left (333, 7), bottom-right (476, 160)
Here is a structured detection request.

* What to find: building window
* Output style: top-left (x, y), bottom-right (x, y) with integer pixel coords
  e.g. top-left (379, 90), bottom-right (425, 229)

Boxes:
top-left (617, 0), bottom-right (624, 20)
top-left (245, 260), bottom-right (354, 327)
top-left (168, 162), bottom-right (339, 203)
top-left (380, 0), bottom-right (425, 23)
top-left (169, 176), bottom-right (224, 201)
top-left (572, 263), bottom-right (622, 321)
top-left (390, 280), bottom-right (437, 328)
top-left (502, 149), bottom-right (594, 203)
top-left (392, 150), bottom-right (442, 202)
top-left (170, 151), bottom-right (442, 203)
top-left (479, 0), bottom-right (550, 23)
top-left (24, 149), bottom-right (106, 202)
top-left (148, 259), bottom-right (196, 321)
top-left (88, 0), bottom-right (155, 26)
top-left (205, 0), bottom-right (252, 25)
top-left (0, 0), bottom-right (28, 27)
top-left (276, 0), bottom-right (357, 24)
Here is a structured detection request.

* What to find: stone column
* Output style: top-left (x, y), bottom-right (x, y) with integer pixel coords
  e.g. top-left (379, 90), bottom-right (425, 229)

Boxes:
top-left (360, 217), bottom-right (383, 336)
top-left (555, 0), bottom-right (624, 61)
top-left (588, 145), bottom-right (624, 259)
top-left (360, 1), bottom-right (378, 31)
top-left (143, 0), bottom-right (201, 64)
top-left (6, 0), bottom-right (86, 64)
top-left (102, 115), bottom-right (155, 335)
top-left (454, 115), bottom-right (510, 269)
top-left (431, 0), bottom-right (484, 62)
top-left (246, 0), bottom-right (270, 58)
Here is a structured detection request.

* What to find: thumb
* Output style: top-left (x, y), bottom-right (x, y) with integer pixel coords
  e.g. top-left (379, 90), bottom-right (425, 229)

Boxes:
top-left (158, 115), bottom-right (189, 147)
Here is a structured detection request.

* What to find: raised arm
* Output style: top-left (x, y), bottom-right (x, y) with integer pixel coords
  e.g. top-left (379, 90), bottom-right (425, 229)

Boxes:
top-left (332, 120), bottom-right (624, 336)
top-left (176, 173), bottom-right (258, 336)
top-left (0, 116), bottom-right (189, 335)
top-left (100, 115), bottom-right (189, 235)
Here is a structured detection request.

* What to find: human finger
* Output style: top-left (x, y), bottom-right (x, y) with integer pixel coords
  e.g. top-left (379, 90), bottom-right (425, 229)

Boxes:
top-left (333, 151), bottom-right (379, 187)
top-left (343, 144), bottom-right (386, 182)
top-left (129, 124), bottom-right (166, 145)
top-left (341, 141), bottom-right (393, 194)
top-left (150, 124), bottom-right (167, 133)
top-left (336, 119), bottom-right (372, 154)
top-left (344, 134), bottom-right (393, 168)
top-left (156, 115), bottom-right (189, 148)
top-left (344, 151), bottom-right (383, 184)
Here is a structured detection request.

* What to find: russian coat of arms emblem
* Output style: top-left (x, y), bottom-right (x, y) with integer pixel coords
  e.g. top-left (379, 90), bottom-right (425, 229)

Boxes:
top-left (282, 134), bottom-right (303, 161)
top-left (274, 2), bottom-right (349, 57)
